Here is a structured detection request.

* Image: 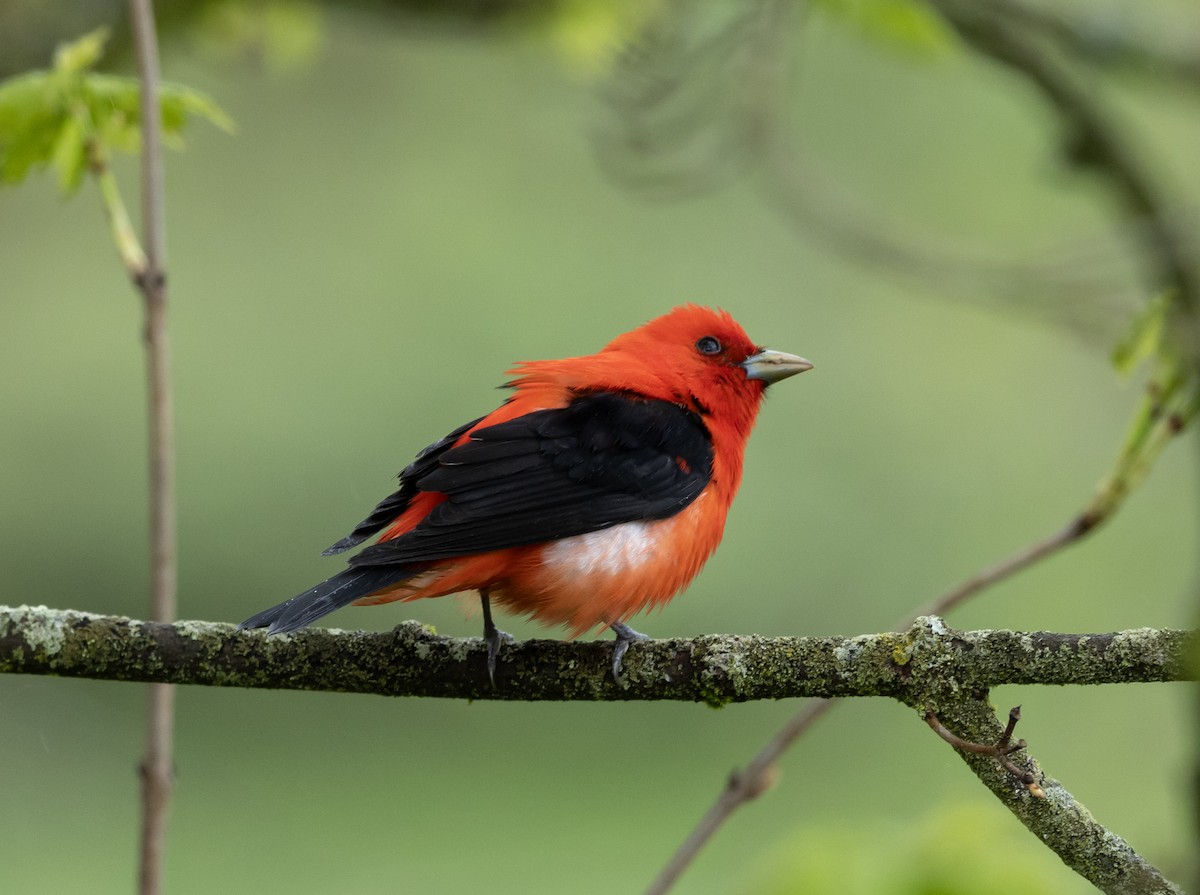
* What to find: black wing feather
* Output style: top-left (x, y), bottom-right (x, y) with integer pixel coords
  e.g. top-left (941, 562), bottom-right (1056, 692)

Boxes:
top-left (237, 565), bottom-right (416, 633)
top-left (349, 392), bottom-right (713, 568)
top-left (321, 415), bottom-right (484, 555)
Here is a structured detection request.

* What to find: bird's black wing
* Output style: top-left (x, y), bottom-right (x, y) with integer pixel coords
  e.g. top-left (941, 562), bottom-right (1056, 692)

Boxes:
top-left (347, 391), bottom-right (713, 568)
top-left (322, 415), bottom-right (485, 555)
top-left (240, 416), bottom-right (489, 633)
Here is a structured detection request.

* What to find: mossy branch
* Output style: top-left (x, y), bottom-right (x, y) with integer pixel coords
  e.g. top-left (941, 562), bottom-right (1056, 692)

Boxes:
top-left (0, 605), bottom-right (1193, 703)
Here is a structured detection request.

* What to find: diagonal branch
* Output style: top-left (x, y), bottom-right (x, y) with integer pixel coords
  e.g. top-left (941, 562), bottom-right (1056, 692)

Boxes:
top-left (928, 697), bottom-right (1184, 895)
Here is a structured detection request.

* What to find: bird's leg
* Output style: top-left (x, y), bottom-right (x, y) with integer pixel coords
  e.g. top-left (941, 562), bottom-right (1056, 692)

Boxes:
top-left (609, 621), bottom-right (650, 681)
top-left (480, 590), bottom-right (512, 687)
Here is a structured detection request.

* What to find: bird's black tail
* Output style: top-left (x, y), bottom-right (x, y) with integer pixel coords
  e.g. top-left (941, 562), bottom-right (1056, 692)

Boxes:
top-left (238, 566), bottom-right (415, 634)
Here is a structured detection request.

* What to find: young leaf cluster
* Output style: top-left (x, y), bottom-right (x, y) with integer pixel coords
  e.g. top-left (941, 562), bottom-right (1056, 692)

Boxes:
top-left (0, 28), bottom-right (231, 194)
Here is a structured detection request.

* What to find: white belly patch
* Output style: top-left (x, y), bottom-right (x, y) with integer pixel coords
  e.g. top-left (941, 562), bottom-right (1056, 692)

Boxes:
top-left (543, 522), bottom-right (658, 577)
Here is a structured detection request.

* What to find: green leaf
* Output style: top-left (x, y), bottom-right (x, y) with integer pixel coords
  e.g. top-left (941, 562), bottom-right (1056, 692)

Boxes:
top-left (542, 0), bottom-right (659, 74)
top-left (81, 75), bottom-right (141, 154)
top-left (52, 27), bottom-right (111, 76)
top-left (160, 82), bottom-right (236, 137)
top-left (0, 73), bottom-right (64, 185)
top-left (51, 115), bottom-right (87, 192)
top-left (1111, 292), bottom-right (1169, 376)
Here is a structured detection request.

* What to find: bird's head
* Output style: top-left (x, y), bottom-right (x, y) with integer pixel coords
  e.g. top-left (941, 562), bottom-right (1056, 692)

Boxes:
top-left (600, 305), bottom-right (812, 426)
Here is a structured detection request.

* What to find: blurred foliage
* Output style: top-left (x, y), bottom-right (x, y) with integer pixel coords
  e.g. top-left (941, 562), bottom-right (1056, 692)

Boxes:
top-left (810, 0), bottom-right (956, 56)
top-left (747, 801), bottom-right (1087, 895)
top-left (543, 0), bottom-right (954, 76)
top-left (537, 0), bottom-right (659, 74)
top-left (192, 0), bottom-right (326, 72)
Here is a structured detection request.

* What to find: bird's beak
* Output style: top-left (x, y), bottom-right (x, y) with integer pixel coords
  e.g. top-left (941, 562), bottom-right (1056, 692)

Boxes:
top-left (742, 349), bottom-right (813, 384)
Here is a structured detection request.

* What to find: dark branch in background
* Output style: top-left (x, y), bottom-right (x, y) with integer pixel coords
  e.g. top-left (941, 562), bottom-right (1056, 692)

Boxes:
top-left (595, 1), bottom-right (1186, 346)
top-left (990, 0), bottom-right (1200, 89)
top-left (932, 0), bottom-right (1200, 315)
top-left (0, 605), bottom-right (1189, 894)
top-left (127, 1), bottom-right (176, 893)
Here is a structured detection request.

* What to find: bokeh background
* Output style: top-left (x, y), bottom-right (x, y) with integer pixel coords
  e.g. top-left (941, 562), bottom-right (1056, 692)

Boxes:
top-left (1, 3), bottom-right (1197, 893)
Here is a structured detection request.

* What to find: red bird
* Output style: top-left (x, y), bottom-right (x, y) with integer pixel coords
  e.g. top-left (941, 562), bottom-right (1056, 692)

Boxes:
top-left (240, 306), bottom-right (812, 679)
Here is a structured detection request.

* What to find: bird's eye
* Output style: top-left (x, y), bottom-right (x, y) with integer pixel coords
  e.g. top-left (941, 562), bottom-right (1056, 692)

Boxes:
top-left (696, 336), bottom-right (722, 356)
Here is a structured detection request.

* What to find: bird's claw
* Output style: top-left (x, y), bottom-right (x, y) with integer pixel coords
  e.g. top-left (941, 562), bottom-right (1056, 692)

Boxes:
top-left (610, 621), bottom-right (650, 681)
top-left (484, 626), bottom-right (514, 688)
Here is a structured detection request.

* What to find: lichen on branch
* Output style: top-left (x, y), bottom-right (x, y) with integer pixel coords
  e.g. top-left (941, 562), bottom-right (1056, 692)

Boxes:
top-left (0, 605), bottom-right (1193, 703)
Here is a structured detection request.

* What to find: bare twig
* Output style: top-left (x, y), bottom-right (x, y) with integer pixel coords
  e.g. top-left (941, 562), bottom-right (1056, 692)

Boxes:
top-left (925, 706), bottom-right (1044, 797)
top-left (917, 515), bottom-right (1092, 618)
top-left (127, 1), bottom-right (176, 893)
top-left (644, 698), bottom-right (832, 895)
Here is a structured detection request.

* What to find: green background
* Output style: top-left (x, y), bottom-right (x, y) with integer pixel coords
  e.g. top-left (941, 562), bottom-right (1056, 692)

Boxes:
top-left (1, 9), bottom-right (1196, 893)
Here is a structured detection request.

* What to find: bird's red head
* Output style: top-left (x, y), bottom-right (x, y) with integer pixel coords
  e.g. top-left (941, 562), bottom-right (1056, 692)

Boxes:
top-left (598, 305), bottom-right (811, 428)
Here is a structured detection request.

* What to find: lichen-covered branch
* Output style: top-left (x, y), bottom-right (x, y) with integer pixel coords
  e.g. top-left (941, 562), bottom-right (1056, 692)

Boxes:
top-left (0, 605), bottom-right (1193, 703)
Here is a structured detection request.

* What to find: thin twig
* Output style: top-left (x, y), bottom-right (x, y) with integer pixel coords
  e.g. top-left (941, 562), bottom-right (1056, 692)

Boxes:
top-left (128, 1), bottom-right (176, 893)
top-left (644, 698), bottom-right (832, 895)
top-left (917, 515), bottom-right (1092, 618)
top-left (925, 706), bottom-right (1043, 796)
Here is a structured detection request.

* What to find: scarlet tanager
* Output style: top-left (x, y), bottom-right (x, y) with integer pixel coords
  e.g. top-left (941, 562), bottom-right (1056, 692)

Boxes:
top-left (240, 306), bottom-right (812, 679)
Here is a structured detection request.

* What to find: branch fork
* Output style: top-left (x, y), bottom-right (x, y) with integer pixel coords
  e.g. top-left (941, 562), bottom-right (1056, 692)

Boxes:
top-left (926, 705), bottom-right (1045, 799)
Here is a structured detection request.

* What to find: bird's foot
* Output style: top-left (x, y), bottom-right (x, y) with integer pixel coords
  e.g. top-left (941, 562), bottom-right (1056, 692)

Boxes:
top-left (484, 624), bottom-right (515, 687)
top-left (609, 621), bottom-right (650, 681)
top-left (479, 590), bottom-right (514, 688)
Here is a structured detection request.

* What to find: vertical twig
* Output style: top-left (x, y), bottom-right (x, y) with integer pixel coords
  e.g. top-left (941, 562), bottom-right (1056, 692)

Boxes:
top-left (128, 1), bottom-right (176, 893)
